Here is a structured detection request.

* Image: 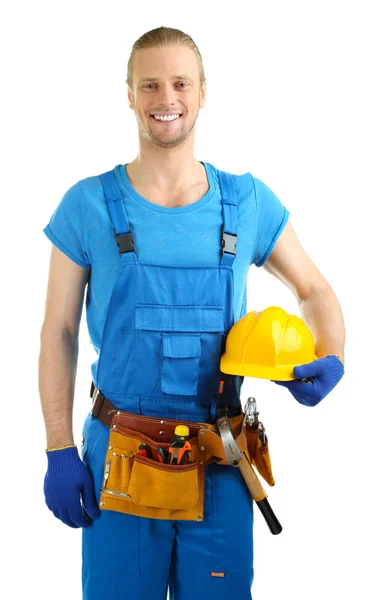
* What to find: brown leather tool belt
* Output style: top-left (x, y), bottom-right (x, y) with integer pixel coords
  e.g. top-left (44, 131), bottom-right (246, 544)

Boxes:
top-left (89, 382), bottom-right (275, 522)
top-left (90, 381), bottom-right (243, 443)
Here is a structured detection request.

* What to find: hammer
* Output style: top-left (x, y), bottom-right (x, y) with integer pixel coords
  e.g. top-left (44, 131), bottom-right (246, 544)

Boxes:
top-left (215, 404), bottom-right (282, 535)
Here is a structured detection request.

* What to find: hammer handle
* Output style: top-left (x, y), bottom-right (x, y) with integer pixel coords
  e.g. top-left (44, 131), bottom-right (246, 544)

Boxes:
top-left (239, 451), bottom-right (282, 535)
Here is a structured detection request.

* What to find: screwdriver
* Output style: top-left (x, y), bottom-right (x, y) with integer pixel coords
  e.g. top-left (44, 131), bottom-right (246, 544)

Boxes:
top-left (168, 426), bottom-right (192, 465)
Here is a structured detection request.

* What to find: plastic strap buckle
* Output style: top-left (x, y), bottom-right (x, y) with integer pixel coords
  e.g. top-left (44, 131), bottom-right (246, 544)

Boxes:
top-left (114, 228), bottom-right (135, 254)
top-left (221, 225), bottom-right (237, 256)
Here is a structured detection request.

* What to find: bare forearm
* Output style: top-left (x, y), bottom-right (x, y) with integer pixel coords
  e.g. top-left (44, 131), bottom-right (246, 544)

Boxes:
top-left (299, 284), bottom-right (346, 363)
top-left (39, 328), bottom-right (79, 448)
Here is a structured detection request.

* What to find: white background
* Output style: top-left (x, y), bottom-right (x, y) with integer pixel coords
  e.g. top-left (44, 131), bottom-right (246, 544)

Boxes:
top-left (1, 0), bottom-right (379, 598)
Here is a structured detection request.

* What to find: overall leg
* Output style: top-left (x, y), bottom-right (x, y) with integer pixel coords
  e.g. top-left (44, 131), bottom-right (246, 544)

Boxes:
top-left (81, 414), bottom-right (175, 600)
top-left (168, 461), bottom-right (254, 600)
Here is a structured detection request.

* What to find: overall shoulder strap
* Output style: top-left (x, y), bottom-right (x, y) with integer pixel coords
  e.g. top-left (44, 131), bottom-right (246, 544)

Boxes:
top-left (98, 170), bottom-right (136, 260)
top-left (218, 170), bottom-right (238, 266)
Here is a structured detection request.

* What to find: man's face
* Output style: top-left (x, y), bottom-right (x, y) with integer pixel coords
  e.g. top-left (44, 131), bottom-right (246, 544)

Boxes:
top-left (128, 45), bottom-right (206, 148)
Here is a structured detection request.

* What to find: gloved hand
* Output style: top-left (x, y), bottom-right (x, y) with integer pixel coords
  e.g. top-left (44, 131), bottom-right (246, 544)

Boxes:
top-left (44, 445), bottom-right (101, 528)
top-left (272, 355), bottom-right (345, 407)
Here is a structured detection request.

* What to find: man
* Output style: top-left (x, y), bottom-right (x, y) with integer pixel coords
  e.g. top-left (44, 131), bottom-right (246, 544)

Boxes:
top-left (39, 26), bottom-right (345, 600)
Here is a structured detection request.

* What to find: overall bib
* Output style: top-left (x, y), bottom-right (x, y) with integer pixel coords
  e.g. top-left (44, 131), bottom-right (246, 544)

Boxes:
top-left (81, 168), bottom-right (254, 600)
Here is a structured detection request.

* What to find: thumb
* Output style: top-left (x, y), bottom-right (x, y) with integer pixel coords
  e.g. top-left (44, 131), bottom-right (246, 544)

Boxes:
top-left (293, 360), bottom-right (321, 380)
top-left (81, 476), bottom-right (101, 519)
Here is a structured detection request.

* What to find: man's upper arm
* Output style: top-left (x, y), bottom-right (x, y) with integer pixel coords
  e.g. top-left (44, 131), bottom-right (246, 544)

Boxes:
top-left (262, 219), bottom-right (329, 300)
top-left (41, 245), bottom-right (90, 339)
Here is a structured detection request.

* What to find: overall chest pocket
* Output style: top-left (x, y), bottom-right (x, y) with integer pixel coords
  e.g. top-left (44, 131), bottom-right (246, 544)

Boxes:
top-left (135, 304), bottom-right (225, 397)
top-left (161, 333), bottom-right (201, 395)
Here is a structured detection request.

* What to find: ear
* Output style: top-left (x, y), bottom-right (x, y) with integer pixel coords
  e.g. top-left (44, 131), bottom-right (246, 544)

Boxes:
top-left (199, 78), bottom-right (207, 108)
top-left (127, 84), bottom-right (134, 110)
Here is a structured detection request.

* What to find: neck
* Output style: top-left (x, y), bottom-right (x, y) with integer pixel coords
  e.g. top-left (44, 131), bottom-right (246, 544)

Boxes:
top-left (129, 132), bottom-right (201, 191)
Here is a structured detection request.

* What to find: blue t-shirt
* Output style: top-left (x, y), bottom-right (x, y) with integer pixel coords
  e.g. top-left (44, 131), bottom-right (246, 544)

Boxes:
top-left (43, 161), bottom-right (289, 380)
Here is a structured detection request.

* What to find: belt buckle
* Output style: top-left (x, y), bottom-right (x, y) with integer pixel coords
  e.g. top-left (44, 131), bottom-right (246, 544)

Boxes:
top-left (91, 386), bottom-right (104, 419)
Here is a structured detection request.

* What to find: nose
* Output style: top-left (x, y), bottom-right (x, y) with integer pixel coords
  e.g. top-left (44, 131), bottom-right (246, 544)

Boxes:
top-left (156, 81), bottom-right (177, 107)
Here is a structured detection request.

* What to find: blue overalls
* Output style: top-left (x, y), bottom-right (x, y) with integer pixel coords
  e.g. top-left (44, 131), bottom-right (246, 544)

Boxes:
top-left (81, 168), bottom-right (254, 599)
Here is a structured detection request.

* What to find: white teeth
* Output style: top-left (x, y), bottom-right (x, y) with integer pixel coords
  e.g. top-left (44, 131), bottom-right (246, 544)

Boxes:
top-left (153, 114), bottom-right (180, 121)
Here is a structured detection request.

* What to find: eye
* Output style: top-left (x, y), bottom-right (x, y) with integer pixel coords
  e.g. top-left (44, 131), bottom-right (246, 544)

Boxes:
top-left (143, 82), bottom-right (188, 90)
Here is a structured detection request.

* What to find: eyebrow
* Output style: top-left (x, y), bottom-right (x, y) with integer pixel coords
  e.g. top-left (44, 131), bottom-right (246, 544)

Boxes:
top-left (138, 75), bottom-right (194, 84)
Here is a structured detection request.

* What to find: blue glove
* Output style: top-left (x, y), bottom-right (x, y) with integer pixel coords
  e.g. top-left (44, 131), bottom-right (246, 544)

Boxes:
top-left (44, 445), bottom-right (101, 528)
top-left (272, 355), bottom-right (344, 407)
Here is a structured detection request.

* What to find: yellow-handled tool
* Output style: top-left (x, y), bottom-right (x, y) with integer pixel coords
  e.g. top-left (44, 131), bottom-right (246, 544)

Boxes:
top-left (168, 425), bottom-right (192, 465)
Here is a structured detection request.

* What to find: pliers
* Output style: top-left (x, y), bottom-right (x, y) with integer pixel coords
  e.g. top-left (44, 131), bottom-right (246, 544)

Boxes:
top-left (138, 443), bottom-right (153, 459)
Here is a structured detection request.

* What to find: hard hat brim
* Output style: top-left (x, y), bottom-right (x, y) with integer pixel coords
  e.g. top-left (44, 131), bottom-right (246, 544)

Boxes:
top-left (220, 355), bottom-right (318, 381)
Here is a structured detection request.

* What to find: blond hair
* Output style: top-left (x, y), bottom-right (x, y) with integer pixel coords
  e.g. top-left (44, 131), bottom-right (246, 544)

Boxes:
top-left (126, 26), bottom-right (205, 88)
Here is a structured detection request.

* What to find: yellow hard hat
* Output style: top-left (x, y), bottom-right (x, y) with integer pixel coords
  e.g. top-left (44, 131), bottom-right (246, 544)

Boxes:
top-left (220, 306), bottom-right (318, 381)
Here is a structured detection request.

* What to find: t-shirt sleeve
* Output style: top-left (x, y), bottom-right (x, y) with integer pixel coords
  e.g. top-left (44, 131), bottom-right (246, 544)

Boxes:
top-left (43, 182), bottom-right (91, 269)
top-left (251, 176), bottom-right (290, 267)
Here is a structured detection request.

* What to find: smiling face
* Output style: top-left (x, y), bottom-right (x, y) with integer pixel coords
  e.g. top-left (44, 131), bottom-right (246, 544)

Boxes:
top-left (128, 45), bottom-right (206, 148)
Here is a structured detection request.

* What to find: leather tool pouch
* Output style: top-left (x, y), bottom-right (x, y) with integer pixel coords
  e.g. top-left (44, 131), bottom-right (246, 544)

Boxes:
top-left (99, 410), bottom-right (210, 521)
top-left (197, 418), bottom-right (275, 486)
top-left (245, 424), bottom-right (275, 486)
